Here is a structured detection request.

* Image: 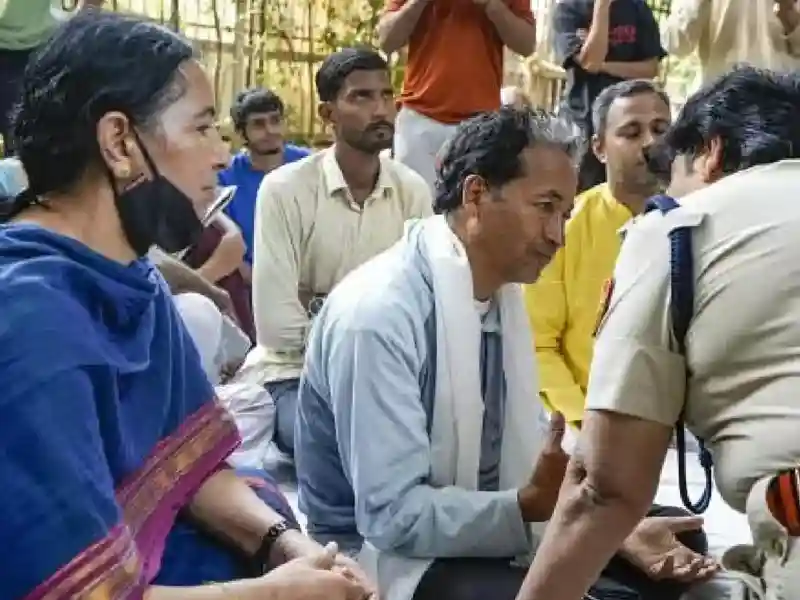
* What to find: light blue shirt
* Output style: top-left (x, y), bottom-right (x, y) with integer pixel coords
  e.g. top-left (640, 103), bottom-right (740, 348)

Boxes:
top-left (295, 220), bottom-right (530, 558)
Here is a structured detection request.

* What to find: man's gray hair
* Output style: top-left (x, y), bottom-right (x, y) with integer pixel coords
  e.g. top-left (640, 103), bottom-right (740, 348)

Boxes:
top-left (433, 106), bottom-right (583, 213)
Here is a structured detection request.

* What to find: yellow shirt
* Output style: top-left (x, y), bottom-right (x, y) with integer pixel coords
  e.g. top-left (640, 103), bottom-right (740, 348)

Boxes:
top-left (523, 183), bottom-right (632, 423)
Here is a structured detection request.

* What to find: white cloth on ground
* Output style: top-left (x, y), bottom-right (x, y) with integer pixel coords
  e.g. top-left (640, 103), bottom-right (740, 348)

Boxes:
top-left (175, 291), bottom-right (276, 469)
top-left (216, 381), bottom-right (276, 470)
top-left (173, 292), bottom-right (224, 383)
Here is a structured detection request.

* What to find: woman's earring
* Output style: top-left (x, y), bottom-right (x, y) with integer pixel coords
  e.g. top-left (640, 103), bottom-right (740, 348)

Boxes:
top-left (117, 165), bottom-right (131, 179)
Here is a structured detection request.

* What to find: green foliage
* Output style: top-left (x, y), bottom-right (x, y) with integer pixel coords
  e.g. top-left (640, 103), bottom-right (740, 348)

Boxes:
top-left (253, 0), bottom-right (403, 141)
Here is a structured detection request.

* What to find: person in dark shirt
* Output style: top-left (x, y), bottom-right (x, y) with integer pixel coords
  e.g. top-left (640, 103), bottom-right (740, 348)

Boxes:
top-left (553, 0), bottom-right (666, 192)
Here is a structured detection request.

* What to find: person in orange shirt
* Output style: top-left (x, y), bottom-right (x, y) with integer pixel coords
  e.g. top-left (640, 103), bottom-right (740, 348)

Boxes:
top-left (524, 79), bottom-right (671, 426)
top-left (376, 0), bottom-right (536, 192)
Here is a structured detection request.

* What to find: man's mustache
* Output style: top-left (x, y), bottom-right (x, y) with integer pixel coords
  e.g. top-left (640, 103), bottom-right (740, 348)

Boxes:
top-left (367, 121), bottom-right (394, 132)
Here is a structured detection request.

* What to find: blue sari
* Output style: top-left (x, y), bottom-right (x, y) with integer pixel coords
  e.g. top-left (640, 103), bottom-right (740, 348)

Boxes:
top-left (0, 224), bottom-right (296, 599)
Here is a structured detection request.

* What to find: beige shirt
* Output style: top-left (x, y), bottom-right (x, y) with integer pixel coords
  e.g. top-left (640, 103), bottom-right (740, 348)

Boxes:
top-left (244, 147), bottom-right (432, 383)
top-left (662, 0), bottom-right (800, 91)
top-left (586, 160), bottom-right (800, 513)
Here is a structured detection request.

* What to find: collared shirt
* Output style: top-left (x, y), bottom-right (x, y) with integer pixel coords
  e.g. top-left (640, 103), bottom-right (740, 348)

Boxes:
top-left (245, 146), bottom-right (433, 383)
top-left (295, 221), bottom-right (526, 556)
top-left (586, 160), bottom-right (800, 512)
top-left (218, 146), bottom-right (309, 263)
top-left (524, 183), bottom-right (633, 423)
top-left (661, 0), bottom-right (800, 91)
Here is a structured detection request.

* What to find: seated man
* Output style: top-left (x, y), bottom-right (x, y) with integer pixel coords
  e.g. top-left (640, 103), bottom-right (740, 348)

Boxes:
top-left (241, 47), bottom-right (432, 458)
top-left (524, 79), bottom-right (671, 426)
top-left (295, 107), bottom-right (714, 600)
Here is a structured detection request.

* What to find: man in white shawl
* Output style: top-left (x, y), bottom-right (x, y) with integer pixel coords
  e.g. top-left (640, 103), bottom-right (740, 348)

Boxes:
top-left (293, 107), bottom-right (714, 600)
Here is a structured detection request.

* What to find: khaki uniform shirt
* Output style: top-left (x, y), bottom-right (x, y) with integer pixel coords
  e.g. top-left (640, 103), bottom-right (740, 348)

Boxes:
top-left (244, 147), bottom-right (433, 384)
top-left (586, 160), bottom-right (800, 513)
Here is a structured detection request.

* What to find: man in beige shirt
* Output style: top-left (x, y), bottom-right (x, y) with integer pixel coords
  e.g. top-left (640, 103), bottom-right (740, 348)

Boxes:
top-left (662, 0), bottom-right (800, 90)
top-left (242, 47), bottom-right (432, 457)
top-left (514, 66), bottom-right (800, 600)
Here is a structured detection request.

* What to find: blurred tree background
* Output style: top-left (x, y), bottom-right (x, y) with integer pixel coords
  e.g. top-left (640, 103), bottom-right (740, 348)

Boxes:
top-left (84, 0), bottom-right (697, 145)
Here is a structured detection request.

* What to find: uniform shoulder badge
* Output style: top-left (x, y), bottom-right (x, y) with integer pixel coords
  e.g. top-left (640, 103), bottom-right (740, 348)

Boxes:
top-left (593, 277), bottom-right (615, 337)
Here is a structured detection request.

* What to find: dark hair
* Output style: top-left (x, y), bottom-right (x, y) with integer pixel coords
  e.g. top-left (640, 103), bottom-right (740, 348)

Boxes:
top-left (230, 88), bottom-right (284, 132)
top-left (315, 47), bottom-right (389, 102)
top-left (434, 107), bottom-right (582, 214)
top-left (10, 10), bottom-right (194, 204)
top-left (664, 65), bottom-right (800, 173)
top-left (591, 79), bottom-right (670, 138)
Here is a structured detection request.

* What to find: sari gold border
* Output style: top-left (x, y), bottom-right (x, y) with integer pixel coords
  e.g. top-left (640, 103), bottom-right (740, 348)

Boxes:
top-left (29, 401), bottom-right (240, 600)
top-left (31, 525), bottom-right (142, 600)
top-left (117, 400), bottom-right (239, 535)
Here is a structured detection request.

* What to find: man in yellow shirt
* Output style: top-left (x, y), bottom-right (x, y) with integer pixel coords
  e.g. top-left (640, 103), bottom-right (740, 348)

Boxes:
top-left (524, 79), bottom-right (670, 425)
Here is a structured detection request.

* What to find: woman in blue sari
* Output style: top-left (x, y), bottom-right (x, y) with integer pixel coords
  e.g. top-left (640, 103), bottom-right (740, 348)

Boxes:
top-left (0, 10), bottom-right (373, 600)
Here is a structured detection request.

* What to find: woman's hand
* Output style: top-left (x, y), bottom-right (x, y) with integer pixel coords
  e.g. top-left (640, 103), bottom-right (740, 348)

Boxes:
top-left (262, 543), bottom-right (376, 600)
top-left (270, 531), bottom-right (377, 598)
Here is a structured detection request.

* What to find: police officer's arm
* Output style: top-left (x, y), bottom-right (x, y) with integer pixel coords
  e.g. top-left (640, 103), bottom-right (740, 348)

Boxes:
top-left (516, 217), bottom-right (682, 600)
top-left (524, 249), bottom-right (586, 425)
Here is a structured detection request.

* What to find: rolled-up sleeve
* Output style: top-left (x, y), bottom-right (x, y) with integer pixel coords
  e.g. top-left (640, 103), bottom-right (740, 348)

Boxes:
top-left (328, 320), bottom-right (530, 559)
top-left (585, 217), bottom-right (687, 427)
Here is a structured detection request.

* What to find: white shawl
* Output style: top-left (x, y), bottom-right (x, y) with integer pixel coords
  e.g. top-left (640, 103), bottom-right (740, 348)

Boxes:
top-left (359, 215), bottom-right (550, 600)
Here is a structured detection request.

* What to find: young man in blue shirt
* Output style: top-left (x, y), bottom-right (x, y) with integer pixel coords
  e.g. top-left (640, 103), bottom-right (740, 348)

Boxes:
top-left (219, 88), bottom-right (310, 267)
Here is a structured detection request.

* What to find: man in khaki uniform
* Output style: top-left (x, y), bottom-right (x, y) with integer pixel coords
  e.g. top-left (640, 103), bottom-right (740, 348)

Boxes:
top-left (513, 65), bottom-right (800, 600)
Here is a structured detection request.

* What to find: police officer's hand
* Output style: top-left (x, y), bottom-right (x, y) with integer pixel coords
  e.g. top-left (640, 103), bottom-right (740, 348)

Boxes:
top-left (621, 516), bottom-right (719, 582)
top-left (517, 412), bottom-right (570, 522)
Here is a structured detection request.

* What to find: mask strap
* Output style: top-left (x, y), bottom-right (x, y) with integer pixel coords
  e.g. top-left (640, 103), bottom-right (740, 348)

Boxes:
top-left (129, 129), bottom-right (162, 180)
